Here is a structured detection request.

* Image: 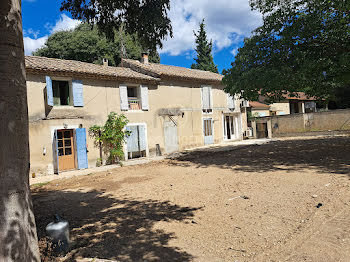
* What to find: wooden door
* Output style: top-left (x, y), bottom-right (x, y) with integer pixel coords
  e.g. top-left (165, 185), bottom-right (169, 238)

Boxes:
top-left (57, 129), bottom-right (75, 171)
top-left (256, 123), bottom-right (268, 139)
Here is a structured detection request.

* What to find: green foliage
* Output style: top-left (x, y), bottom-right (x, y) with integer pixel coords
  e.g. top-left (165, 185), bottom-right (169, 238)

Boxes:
top-left (89, 112), bottom-right (130, 165)
top-left (60, 0), bottom-right (172, 52)
top-left (191, 19), bottom-right (218, 73)
top-left (33, 24), bottom-right (160, 65)
top-left (96, 158), bottom-right (102, 167)
top-left (247, 111), bottom-right (259, 122)
top-left (223, 0), bottom-right (350, 103)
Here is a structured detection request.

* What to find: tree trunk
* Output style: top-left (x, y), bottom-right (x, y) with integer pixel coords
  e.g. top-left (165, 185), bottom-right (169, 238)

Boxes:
top-left (0, 0), bottom-right (40, 261)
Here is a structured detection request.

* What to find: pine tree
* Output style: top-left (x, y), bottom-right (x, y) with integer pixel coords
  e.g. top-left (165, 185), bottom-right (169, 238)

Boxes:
top-left (191, 19), bottom-right (218, 73)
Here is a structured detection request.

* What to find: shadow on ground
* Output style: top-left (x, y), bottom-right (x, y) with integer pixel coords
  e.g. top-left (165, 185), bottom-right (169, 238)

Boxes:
top-left (32, 189), bottom-right (200, 261)
top-left (171, 137), bottom-right (350, 175)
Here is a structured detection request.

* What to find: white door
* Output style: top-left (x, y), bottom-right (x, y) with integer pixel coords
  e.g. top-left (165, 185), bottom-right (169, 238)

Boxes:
top-left (203, 118), bottom-right (214, 145)
top-left (164, 121), bottom-right (179, 154)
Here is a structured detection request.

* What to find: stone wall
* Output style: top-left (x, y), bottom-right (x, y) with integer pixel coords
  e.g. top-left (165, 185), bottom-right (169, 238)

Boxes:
top-left (271, 109), bottom-right (350, 137)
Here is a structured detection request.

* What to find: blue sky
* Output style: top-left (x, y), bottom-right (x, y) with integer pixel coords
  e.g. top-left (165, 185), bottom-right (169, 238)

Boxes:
top-left (22, 0), bottom-right (262, 73)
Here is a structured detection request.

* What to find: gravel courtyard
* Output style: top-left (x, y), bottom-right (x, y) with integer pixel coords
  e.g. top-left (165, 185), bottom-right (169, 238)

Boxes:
top-left (32, 136), bottom-right (350, 262)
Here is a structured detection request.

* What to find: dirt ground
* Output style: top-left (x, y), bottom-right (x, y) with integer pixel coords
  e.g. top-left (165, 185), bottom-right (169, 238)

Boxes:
top-left (32, 136), bottom-right (350, 262)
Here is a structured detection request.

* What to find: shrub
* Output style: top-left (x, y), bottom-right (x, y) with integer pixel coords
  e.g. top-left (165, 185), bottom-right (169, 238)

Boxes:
top-left (89, 112), bottom-right (130, 165)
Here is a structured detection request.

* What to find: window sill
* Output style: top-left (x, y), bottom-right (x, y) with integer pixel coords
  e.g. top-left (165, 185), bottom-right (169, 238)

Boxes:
top-left (51, 105), bottom-right (75, 109)
top-left (126, 110), bottom-right (147, 113)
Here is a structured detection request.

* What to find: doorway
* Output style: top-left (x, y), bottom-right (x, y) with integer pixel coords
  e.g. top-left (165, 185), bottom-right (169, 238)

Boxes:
top-left (56, 129), bottom-right (75, 171)
top-left (164, 121), bottom-right (179, 154)
top-left (256, 122), bottom-right (268, 138)
top-left (224, 115), bottom-right (236, 140)
top-left (203, 118), bottom-right (214, 145)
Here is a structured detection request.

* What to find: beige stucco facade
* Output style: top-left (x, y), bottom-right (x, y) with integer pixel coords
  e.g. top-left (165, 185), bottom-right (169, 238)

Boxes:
top-left (269, 102), bottom-right (291, 115)
top-left (27, 73), bottom-right (244, 176)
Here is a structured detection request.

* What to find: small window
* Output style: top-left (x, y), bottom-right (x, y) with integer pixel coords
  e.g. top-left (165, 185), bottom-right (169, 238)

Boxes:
top-left (53, 80), bottom-right (70, 106)
top-left (127, 87), bottom-right (141, 110)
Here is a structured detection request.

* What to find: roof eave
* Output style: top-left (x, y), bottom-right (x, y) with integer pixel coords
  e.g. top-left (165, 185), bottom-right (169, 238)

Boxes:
top-left (25, 68), bottom-right (160, 84)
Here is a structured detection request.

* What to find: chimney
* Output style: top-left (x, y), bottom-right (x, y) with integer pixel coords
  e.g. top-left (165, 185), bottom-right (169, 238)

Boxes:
top-left (141, 52), bottom-right (149, 64)
top-left (102, 58), bottom-right (108, 66)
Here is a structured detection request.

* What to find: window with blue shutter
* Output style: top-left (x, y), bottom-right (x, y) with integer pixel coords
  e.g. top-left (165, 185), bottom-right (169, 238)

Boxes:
top-left (75, 128), bottom-right (88, 169)
top-left (72, 79), bottom-right (84, 107)
top-left (46, 76), bottom-right (53, 106)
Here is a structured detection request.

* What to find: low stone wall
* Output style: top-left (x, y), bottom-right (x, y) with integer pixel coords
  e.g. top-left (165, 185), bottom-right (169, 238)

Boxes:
top-left (271, 109), bottom-right (350, 137)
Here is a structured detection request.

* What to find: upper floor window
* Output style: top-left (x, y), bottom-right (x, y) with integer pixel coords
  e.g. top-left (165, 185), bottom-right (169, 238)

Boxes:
top-left (227, 93), bottom-right (235, 111)
top-left (53, 80), bottom-right (71, 106)
top-left (202, 86), bottom-right (212, 113)
top-left (46, 76), bottom-right (84, 107)
top-left (127, 86), bottom-right (141, 110)
top-left (120, 85), bottom-right (149, 111)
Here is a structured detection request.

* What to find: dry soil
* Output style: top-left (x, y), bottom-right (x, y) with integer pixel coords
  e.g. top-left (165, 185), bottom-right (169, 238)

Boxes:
top-left (32, 136), bottom-right (350, 262)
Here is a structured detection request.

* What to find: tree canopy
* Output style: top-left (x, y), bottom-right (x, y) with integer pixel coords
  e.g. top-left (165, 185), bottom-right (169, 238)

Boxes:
top-left (60, 0), bottom-right (172, 53)
top-left (191, 20), bottom-right (218, 73)
top-left (223, 0), bottom-right (350, 102)
top-left (34, 24), bottom-right (160, 66)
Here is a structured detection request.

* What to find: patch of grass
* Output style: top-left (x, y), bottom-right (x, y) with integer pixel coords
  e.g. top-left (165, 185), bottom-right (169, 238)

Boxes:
top-left (31, 182), bottom-right (50, 188)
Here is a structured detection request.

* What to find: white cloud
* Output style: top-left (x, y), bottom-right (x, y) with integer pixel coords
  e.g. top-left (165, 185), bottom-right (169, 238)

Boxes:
top-left (23, 36), bottom-right (48, 55)
top-left (160, 0), bottom-right (262, 55)
top-left (50, 14), bottom-right (81, 33)
top-left (23, 14), bottom-right (81, 55)
top-left (231, 47), bottom-right (239, 57)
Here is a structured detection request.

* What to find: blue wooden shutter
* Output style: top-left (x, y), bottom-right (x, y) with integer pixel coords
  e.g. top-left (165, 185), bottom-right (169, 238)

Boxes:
top-left (126, 126), bottom-right (139, 152)
top-left (72, 79), bottom-right (84, 107)
top-left (46, 76), bottom-right (53, 106)
top-left (140, 85), bottom-right (149, 110)
top-left (119, 85), bottom-right (129, 110)
top-left (54, 130), bottom-right (59, 174)
top-left (139, 125), bottom-right (147, 151)
top-left (75, 128), bottom-right (88, 169)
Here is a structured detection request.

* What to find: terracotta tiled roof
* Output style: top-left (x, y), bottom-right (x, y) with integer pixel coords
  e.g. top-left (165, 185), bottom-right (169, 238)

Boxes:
top-left (282, 92), bottom-right (317, 101)
top-left (121, 59), bottom-right (223, 84)
top-left (249, 101), bottom-right (270, 109)
top-left (25, 56), bottom-right (160, 83)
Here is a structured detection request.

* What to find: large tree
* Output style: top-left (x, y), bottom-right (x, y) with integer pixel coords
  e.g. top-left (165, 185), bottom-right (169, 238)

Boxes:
top-left (0, 1), bottom-right (172, 261)
top-left (33, 24), bottom-right (161, 65)
top-left (60, 0), bottom-right (172, 52)
top-left (191, 19), bottom-right (218, 73)
top-left (0, 1), bottom-right (40, 261)
top-left (223, 0), bottom-right (350, 102)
